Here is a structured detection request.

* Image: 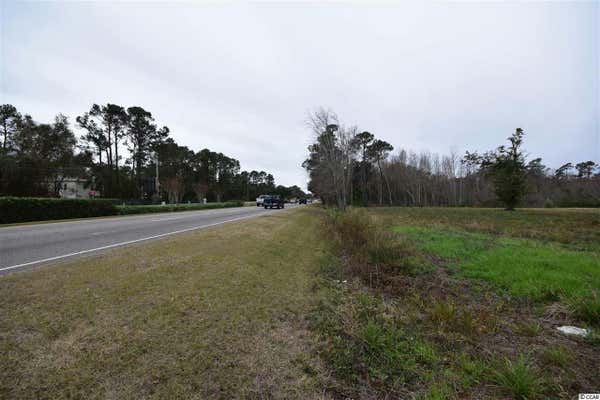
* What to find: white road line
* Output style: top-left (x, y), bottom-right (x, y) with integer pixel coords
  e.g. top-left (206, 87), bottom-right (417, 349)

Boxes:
top-left (150, 216), bottom-right (186, 222)
top-left (90, 230), bottom-right (113, 236)
top-left (0, 214), bottom-right (261, 273)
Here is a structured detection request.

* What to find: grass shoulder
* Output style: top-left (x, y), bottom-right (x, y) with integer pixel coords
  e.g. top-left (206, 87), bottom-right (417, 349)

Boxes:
top-left (0, 208), bottom-right (331, 399)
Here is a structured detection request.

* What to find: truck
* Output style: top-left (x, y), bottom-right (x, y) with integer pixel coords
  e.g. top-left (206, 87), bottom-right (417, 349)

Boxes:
top-left (263, 195), bottom-right (285, 209)
top-left (256, 194), bottom-right (268, 207)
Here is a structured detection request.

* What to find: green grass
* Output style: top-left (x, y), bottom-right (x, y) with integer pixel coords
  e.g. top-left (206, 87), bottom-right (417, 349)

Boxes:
top-left (4, 206), bottom-right (599, 398)
top-left (492, 355), bottom-right (545, 400)
top-left (310, 283), bottom-right (440, 396)
top-left (0, 208), bottom-right (329, 399)
top-left (375, 207), bottom-right (600, 252)
top-left (394, 226), bottom-right (600, 302)
top-left (540, 346), bottom-right (572, 368)
top-left (317, 207), bottom-right (599, 398)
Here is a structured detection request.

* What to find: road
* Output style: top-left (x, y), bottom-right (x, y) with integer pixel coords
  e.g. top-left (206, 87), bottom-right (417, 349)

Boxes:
top-left (0, 205), bottom-right (298, 274)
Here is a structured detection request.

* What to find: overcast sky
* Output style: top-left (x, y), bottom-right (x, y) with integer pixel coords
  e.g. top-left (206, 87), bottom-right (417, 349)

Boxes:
top-left (1, 1), bottom-right (598, 189)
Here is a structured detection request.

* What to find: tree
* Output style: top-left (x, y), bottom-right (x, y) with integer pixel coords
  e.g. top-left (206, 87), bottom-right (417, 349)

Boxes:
top-left (368, 139), bottom-right (394, 205)
top-left (10, 114), bottom-right (77, 196)
top-left (126, 106), bottom-right (169, 196)
top-left (352, 131), bottom-right (374, 206)
top-left (76, 104), bottom-right (128, 196)
top-left (554, 163), bottom-right (573, 179)
top-left (304, 108), bottom-right (357, 210)
top-left (0, 104), bottom-right (21, 152)
top-left (575, 161), bottom-right (596, 179)
top-left (76, 112), bottom-right (107, 165)
top-left (482, 128), bottom-right (528, 211)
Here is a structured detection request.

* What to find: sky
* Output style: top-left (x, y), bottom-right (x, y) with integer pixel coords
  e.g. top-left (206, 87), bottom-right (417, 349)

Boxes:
top-left (1, 1), bottom-right (598, 189)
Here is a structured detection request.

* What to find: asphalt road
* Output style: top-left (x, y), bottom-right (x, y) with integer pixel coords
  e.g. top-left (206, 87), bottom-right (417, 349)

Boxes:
top-left (0, 205), bottom-right (298, 274)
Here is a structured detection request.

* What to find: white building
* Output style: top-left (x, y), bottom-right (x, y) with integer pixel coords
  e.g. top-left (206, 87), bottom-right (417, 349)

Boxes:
top-left (57, 177), bottom-right (99, 199)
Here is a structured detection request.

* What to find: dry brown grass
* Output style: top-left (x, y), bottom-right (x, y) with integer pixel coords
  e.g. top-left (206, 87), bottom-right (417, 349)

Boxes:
top-left (0, 208), bottom-right (332, 399)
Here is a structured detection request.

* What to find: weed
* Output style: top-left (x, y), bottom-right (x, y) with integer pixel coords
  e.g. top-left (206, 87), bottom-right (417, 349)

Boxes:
top-left (569, 292), bottom-right (600, 326)
top-left (427, 300), bottom-right (484, 336)
top-left (585, 328), bottom-right (600, 347)
top-left (428, 300), bottom-right (457, 327)
top-left (514, 321), bottom-right (542, 337)
top-left (457, 353), bottom-right (487, 388)
top-left (492, 355), bottom-right (544, 400)
top-left (325, 208), bottom-right (421, 284)
top-left (540, 346), bottom-right (571, 368)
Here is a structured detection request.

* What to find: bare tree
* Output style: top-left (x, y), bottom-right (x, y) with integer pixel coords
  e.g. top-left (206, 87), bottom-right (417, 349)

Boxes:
top-left (305, 108), bottom-right (358, 210)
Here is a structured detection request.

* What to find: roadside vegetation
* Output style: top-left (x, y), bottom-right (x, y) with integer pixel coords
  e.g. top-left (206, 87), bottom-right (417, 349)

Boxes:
top-left (0, 196), bottom-right (244, 224)
top-left (2, 206), bottom-right (598, 398)
top-left (0, 209), bottom-right (329, 399)
top-left (301, 107), bottom-right (599, 397)
top-left (312, 207), bottom-right (599, 399)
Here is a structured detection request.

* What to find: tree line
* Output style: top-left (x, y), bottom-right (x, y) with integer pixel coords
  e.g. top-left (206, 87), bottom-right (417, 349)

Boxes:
top-left (0, 103), bottom-right (305, 202)
top-left (303, 108), bottom-right (599, 210)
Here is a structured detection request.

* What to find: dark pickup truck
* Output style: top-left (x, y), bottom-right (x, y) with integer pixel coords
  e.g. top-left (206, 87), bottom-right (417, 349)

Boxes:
top-left (263, 195), bottom-right (285, 209)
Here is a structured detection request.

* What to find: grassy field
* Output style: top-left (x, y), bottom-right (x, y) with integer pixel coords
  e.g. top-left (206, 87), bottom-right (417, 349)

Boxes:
top-left (393, 226), bottom-right (599, 301)
top-left (0, 209), bottom-right (331, 399)
top-left (316, 207), bottom-right (599, 399)
top-left (375, 207), bottom-right (600, 252)
top-left (1, 206), bottom-right (598, 399)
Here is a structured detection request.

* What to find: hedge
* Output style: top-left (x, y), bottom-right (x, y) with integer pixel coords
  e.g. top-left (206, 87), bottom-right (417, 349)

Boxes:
top-left (0, 198), bottom-right (245, 224)
top-left (117, 201), bottom-right (244, 215)
top-left (0, 197), bottom-right (118, 224)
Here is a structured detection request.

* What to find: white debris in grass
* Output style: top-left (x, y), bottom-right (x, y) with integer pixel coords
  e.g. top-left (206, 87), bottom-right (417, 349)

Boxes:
top-left (556, 325), bottom-right (588, 337)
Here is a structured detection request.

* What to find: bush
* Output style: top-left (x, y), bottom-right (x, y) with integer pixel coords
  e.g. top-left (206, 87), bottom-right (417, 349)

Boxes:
top-left (323, 208), bottom-right (419, 283)
top-left (117, 201), bottom-right (243, 215)
top-left (0, 197), bottom-right (118, 223)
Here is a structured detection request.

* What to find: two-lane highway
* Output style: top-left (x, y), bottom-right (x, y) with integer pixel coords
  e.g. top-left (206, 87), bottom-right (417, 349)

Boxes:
top-left (0, 205), bottom-right (297, 274)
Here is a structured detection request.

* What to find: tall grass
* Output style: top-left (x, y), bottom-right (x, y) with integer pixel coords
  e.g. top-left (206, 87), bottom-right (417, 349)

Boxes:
top-left (323, 208), bottom-right (419, 285)
top-left (492, 355), bottom-right (544, 400)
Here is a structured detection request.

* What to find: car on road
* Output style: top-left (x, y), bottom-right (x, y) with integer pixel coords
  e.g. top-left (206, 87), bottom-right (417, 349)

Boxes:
top-left (256, 194), bottom-right (268, 207)
top-left (298, 198), bottom-right (307, 204)
top-left (263, 195), bottom-right (284, 209)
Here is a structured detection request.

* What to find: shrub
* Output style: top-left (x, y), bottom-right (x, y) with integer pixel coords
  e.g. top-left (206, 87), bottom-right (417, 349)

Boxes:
top-left (0, 197), bottom-right (118, 223)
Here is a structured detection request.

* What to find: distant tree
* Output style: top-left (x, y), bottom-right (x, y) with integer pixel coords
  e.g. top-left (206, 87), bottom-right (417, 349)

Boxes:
top-left (352, 131), bottom-right (374, 206)
top-left (0, 104), bottom-right (21, 152)
top-left (554, 162), bottom-right (573, 180)
top-left (368, 139), bottom-right (394, 205)
top-left (76, 104), bottom-right (128, 195)
top-left (11, 114), bottom-right (77, 195)
top-left (575, 161), bottom-right (596, 179)
top-left (126, 106), bottom-right (169, 196)
top-left (482, 128), bottom-right (528, 211)
top-left (161, 175), bottom-right (185, 204)
top-left (191, 181), bottom-right (209, 202)
top-left (76, 112), bottom-right (107, 165)
top-left (304, 108), bottom-right (357, 210)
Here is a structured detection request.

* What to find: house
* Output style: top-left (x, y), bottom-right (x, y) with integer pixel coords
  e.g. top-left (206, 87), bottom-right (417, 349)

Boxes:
top-left (57, 177), bottom-right (99, 199)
